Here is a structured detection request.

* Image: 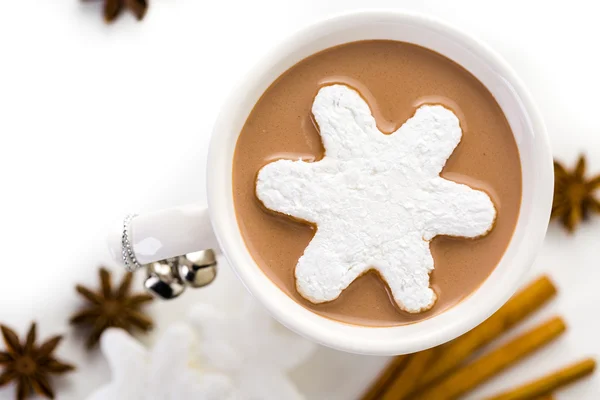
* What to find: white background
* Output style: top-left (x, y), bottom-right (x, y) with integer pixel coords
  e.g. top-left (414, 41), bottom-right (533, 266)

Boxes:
top-left (1, 0), bottom-right (600, 398)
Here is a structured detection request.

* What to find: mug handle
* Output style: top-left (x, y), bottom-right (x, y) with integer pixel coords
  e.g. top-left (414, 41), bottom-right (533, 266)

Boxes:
top-left (107, 204), bottom-right (220, 267)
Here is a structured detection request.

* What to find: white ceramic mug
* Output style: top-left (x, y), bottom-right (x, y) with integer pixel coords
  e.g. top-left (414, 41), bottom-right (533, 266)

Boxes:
top-left (108, 10), bottom-right (553, 356)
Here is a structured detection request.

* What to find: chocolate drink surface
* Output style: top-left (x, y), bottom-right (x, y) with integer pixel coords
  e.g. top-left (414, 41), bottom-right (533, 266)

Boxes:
top-left (233, 40), bottom-right (521, 326)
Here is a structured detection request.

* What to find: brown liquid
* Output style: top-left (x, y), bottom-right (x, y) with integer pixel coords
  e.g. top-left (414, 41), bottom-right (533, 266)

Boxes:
top-left (232, 40), bottom-right (522, 326)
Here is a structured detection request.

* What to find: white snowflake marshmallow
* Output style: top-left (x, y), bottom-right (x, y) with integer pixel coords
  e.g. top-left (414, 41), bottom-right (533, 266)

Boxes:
top-left (87, 325), bottom-right (234, 400)
top-left (256, 84), bottom-right (496, 313)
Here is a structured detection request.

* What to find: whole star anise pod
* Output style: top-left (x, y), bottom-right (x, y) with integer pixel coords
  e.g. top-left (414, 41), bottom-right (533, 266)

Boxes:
top-left (71, 267), bottom-right (153, 349)
top-left (553, 155), bottom-right (600, 232)
top-left (0, 323), bottom-right (75, 400)
top-left (86, 0), bottom-right (148, 23)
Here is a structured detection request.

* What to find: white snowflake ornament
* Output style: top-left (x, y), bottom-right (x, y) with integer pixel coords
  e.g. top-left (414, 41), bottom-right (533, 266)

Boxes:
top-left (256, 84), bottom-right (496, 313)
top-left (87, 325), bottom-right (234, 400)
top-left (189, 300), bottom-right (316, 400)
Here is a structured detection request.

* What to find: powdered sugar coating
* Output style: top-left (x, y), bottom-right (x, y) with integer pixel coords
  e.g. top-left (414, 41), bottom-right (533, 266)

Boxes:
top-left (256, 84), bottom-right (496, 313)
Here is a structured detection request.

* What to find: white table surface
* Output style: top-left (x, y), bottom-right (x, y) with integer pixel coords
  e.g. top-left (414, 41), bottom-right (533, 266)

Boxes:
top-left (1, 0), bottom-right (600, 398)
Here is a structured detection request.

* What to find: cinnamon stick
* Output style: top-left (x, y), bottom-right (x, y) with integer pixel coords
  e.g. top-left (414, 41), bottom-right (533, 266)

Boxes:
top-left (486, 358), bottom-right (596, 400)
top-left (416, 316), bottom-right (567, 399)
top-left (360, 355), bottom-right (409, 400)
top-left (417, 276), bottom-right (557, 389)
top-left (381, 349), bottom-right (437, 400)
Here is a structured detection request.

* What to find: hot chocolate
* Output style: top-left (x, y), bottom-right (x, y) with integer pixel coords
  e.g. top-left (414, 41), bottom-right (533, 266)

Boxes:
top-left (232, 40), bottom-right (522, 326)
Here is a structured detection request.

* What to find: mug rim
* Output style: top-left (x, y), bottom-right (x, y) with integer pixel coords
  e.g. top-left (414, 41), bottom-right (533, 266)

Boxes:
top-left (207, 9), bottom-right (553, 355)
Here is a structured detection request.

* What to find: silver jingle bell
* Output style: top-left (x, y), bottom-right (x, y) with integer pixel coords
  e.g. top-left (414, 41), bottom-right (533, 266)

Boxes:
top-left (178, 249), bottom-right (218, 288)
top-left (144, 258), bottom-right (186, 300)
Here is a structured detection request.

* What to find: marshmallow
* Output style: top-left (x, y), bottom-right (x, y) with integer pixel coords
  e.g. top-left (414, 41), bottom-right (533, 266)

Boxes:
top-left (256, 84), bottom-right (496, 313)
top-left (87, 325), bottom-right (234, 400)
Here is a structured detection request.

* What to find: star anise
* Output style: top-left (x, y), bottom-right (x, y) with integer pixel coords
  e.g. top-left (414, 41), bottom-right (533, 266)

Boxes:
top-left (70, 267), bottom-right (154, 349)
top-left (87, 0), bottom-right (148, 23)
top-left (553, 155), bottom-right (600, 232)
top-left (0, 323), bottom-right (75, 400)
